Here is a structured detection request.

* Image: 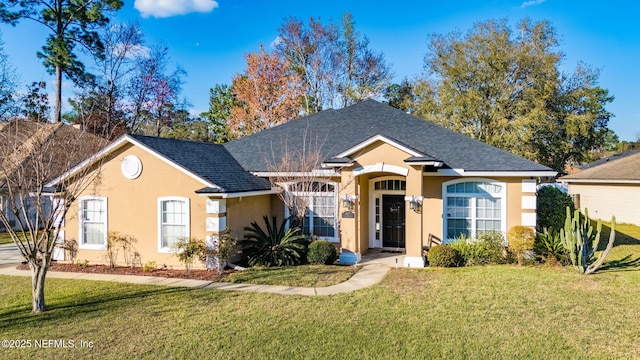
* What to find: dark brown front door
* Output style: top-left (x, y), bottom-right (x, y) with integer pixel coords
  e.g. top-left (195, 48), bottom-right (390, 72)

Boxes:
top-left (382, 195), bottom-right (405, 248)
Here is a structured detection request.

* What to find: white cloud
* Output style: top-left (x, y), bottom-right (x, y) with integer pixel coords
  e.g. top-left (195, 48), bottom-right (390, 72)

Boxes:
top-left (520, 0), bottom-right (546, 8)
top-left (270, 36), bottom-right (282, 49)
top-left (135, 0), bottom-right (218, 18)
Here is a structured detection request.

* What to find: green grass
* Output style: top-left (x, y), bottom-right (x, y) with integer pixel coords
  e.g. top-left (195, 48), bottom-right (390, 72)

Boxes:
top-left (1, 226), bottom-right (639, 359)
top-left (0, 231), bottom-right (14, 245)
top-left (218, 265), bottom-right (359, 287)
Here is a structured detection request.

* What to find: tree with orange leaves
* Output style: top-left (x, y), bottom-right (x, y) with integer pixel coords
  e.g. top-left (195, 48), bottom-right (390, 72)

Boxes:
top-left (229, 45), bottom-right (305, 138)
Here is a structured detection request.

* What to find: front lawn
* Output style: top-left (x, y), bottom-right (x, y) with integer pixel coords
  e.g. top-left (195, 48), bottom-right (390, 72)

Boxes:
top-left (218, 264), bottom-right (359, 287)
top-left (1, 225), bottom-right (639, 359)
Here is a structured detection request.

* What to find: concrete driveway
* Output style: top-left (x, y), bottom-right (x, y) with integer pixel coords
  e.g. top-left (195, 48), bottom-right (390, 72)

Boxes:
top-left (0, 243), bottom-right (24, 266)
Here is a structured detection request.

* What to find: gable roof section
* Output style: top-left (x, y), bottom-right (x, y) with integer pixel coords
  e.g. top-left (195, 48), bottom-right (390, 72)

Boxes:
top-left (560, 151), bottom-right (640, 183)
top-left (224, 99), bottom-right (554, 174)
top-left (128, 135), bottom-right (272, 193)
top-left (49, 134), bottom-right (272, 194)
top-left (1, 120), bottom-right (107, 186)
top-left (576, 150), bottom-right (640, 170)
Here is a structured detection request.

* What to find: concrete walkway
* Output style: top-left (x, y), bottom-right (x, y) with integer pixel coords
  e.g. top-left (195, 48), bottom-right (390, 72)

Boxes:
top-left (0, 244), bottom-right (397, 296)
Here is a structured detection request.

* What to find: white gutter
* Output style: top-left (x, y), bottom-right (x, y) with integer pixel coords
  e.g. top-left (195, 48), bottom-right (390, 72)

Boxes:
top-left (197, 187), bottom-right (282, 199)
top-left (557, 178), bottom-right (640, 184)
top-left (424, 169), bottom-right (557, 177)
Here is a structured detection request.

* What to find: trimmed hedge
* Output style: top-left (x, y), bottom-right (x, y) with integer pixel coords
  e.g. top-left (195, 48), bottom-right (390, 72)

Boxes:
top-left (427, 245), bottom-right (461, 267)
top-left (307, 240), bottom-right (338, 265)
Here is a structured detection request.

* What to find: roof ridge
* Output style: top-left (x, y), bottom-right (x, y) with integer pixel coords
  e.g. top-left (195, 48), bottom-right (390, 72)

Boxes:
top-left (129, 133), bottom-right (224, 147)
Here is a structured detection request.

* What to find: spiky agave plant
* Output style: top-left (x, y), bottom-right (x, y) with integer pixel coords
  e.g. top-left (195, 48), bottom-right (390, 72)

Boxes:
top-left (241, 216), bottom-right (307, 267)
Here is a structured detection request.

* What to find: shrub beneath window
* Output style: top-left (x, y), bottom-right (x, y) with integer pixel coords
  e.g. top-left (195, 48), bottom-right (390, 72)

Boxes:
top-left (427, 245), bottom-right (462, 267)
top-left (241, 216), bottom-right (307, 267)
top-left (450, 231), bottom-right (508, 266)
top-left (172, 237), bottom-right (207, 273)
top-left (537, 186), bottom-right (575, 232)
top-left (307, 240), bottom-right (338, 265)
top-left (507, 226), bottom-right (535, 265)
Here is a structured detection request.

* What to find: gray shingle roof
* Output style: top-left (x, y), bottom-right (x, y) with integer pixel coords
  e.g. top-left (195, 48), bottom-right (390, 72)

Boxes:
top-left (225, 99), bottom-right (552, 173)
top-left (129, 135), bottom-right (271, 193)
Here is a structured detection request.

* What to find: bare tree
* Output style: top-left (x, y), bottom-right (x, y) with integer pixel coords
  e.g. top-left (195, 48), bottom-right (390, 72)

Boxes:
top-left (68, 22), bottom-right (145, 139)
top-left (0, 120), bottom-right (106, 313)
top-left (0, 32), bottom-right (19, 120)
top-left (266, 128), bottom-right (327, 232)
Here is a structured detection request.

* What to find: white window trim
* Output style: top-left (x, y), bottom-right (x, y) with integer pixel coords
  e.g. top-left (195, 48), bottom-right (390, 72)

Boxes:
top-left (158, 196), bottom-right (190, 253)
top-left (442, 178), bottom-right (507, 243)
top-left (78, 196), bottom-right (108, 250)
top-left (284, 180), bottom-right (339, 242)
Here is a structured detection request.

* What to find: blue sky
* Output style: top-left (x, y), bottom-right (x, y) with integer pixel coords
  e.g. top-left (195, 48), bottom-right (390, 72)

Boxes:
top-left (1, 0), bottom-right (639, 140)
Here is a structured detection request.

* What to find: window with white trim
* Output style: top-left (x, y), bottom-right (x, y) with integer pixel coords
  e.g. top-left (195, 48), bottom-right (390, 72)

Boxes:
top-left (79, 196), bottom-right (107, 249)
top-left (288, 181), bottom-right (338, 241)
top-left (158, 197), bottom-right (190, 251)
top-left (443, 180), bottom-right (505, 241)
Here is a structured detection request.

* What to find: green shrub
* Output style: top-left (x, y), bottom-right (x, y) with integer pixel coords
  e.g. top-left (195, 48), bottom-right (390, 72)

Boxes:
top-left (427, 245), bottom-right (461, 267)
top-left (507, 226), bottom-right (535, 265)
top-left (241, 216), bottom-right (307, 267)
top-left (307, 240), bottom-right (338, 265)
top-left (172, 237), bottom-right (207, 273)
top-left (143, 260), bottom-right (157, 272)
top-left (208, 228), bottom-right (239, 275)
top-left (450, 231), bottom-right (507, 266)
top-left (537, 186), bottom-right (575, 232)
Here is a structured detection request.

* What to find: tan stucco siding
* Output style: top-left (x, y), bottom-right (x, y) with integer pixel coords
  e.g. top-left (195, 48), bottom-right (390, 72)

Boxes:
top-left (351, 141), bottom-right (413, 169)
top-left (63, 144), bottom-right (259, 268)
top-left (226, 195), bottom-right (272, 241)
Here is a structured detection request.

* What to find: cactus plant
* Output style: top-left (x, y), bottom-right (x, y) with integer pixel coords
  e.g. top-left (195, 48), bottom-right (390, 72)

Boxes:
top-left (560, 207), bottom-right (616, 275)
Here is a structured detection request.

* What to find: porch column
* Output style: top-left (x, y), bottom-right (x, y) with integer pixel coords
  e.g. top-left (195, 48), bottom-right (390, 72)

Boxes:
top-left (338, 169), bottom-right (361, 264)
top-left (404, 165), bottom-right (425, 267)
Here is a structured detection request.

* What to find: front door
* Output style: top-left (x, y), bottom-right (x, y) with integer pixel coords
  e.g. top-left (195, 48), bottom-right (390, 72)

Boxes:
top-left (382, 195), bottom-right (405, 248)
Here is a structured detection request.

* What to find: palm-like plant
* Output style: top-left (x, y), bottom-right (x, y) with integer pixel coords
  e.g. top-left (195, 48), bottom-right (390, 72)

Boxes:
top-left (241, 216), bottom-right (307, 267)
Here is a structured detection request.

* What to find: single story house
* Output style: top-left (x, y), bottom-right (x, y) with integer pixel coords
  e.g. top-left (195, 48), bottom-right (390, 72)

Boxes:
top-left (559, 150), bottom-right (640, 225)
top-left (49, 100), bottom-right (555, 268)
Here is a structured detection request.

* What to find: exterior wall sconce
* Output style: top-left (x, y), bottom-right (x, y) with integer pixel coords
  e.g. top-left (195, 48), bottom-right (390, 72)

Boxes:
top-left (406, 196), bottom-right (423, 212)
top-left (341, 195), bottom-right (356, 211)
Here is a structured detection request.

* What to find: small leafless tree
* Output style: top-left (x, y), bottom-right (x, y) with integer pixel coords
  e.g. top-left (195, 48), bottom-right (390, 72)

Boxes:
top-left (267, 128), bottom-right (328, 232)
top-left (0, 120), bottom-right (106, 314)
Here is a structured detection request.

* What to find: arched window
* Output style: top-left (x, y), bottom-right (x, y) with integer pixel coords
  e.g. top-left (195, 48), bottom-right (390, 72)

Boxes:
top-left (443, 179), bottom-right (506, 241)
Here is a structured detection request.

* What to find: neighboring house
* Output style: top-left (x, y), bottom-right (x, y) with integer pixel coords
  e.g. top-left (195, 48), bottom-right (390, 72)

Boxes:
top-left (0, 120), bottom-right (107, 232)
top-left (49, 100), bottom-right (556, 268)
top-left (559, 151), bottom-right (640, 225)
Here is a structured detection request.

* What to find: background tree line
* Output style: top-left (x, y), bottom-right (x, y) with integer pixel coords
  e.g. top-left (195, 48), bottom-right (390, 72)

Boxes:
top-left (0, 5), bottom-right (632, 172)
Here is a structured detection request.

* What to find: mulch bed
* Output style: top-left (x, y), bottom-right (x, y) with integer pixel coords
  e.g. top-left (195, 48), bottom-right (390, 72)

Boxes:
top-left (16, 262), bottom-right (233, 281)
